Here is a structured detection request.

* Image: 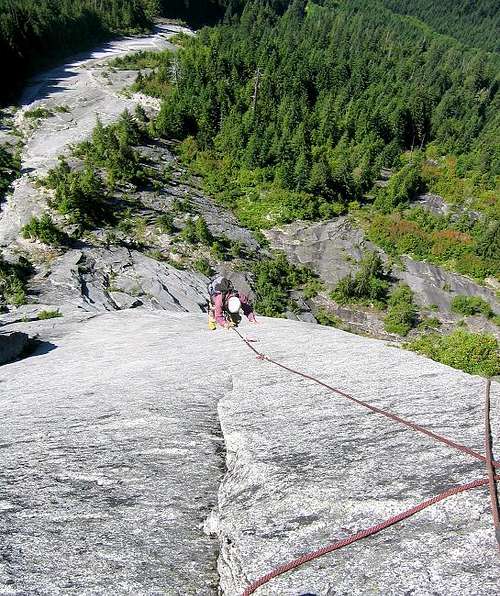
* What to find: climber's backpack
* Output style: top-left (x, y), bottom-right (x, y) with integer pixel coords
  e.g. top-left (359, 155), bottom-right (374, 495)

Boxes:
top-left (207, 275), bottom-right (233, 298)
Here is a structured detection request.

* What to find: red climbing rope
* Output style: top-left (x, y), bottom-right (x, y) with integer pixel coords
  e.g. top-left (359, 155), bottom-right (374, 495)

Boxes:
top-left (484, 379), bottom-right (500, 555)
top-left (233, 328), bottom-right (499, 468)
top-left (231, 328), bottom-right (500, 594)
top-left (242, 477), bottom-right (498, 596)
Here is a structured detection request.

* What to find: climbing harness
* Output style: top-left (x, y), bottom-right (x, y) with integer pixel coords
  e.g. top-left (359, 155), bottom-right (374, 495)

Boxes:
top-left (231, 328), bottom-right (500, 595)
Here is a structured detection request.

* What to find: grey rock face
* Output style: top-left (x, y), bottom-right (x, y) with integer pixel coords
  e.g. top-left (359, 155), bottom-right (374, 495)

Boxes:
top-left (0, 311), bottom-right (229, 595)
top-left (26, 246), bottom-right (209, 315)
top-left (1, 311), bottom-right (498, 595)
top-left (216, 317), bottom-right (500, 595)
top-left (265, 217), bottom-right (372, 287)
top-left (397, 256), bottom-right (499, 315)
top-left (0, 331), bottom-right (28, 364)
top-left (265, 217), bottom-right (500, 335)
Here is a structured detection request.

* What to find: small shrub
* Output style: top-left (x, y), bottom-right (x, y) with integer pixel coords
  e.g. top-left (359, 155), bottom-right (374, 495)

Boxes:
top-left (0, 254), bottom-right (31, 306)
top-left (194, 217), bottom-right (213, 245)
top-left (22, 214), bottom-right (64, 246)
top-left (171, 198), bottom-right (191, 214)
top-left (253, 253), bottom-right (316, 317)
top-left (210, 241), bottom-right (225, 260)
top-left (37, 309), bottom-right (62, 320)
top-left (331, 252), bottom-right (389, 306)
top-left (405, 330), bottom-right (500, 377)
top-left (418, 317), bottom-right (442, 330)
top-left (316, 308), bottom-right (341, 328)
top-left (303, 278), bottom-right (324, 300)
top-left (451, 295), bottom-right (495, 318)
top-left (194, 258), bottom-right (213, 277)
top-left (25, 107), bottom-right (53, 119)
top-left (383, 284), bottom-right (417, 336)
top-left (180, 218), bottom-right (198, 244)
top-left (229, 240), bottom-right (244, 258)
top-left (156, 213), bottom-right (175, 234)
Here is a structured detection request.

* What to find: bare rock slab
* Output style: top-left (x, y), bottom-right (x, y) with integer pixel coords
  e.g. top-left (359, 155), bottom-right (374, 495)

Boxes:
top-left (216, 318), bottom-right (500, 595)
top-left (0, 311), bottom-right (239, 595)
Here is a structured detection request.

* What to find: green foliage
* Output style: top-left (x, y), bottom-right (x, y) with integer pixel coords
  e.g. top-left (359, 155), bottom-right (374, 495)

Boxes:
top-left (145, 0), bottom-right (499, 222)
top-left (110, 49), bottom-right (169, 70)
top-left (24, 107), bottom-right (53, 119)
top-left (0, 146), bottom-right (20, 199)
top-left (21, 214), bottom-right (64, 246)
top-left (383, 284), bottom-right (417, 335)
top-left (253, 252), bottom-right (316, 317)
top-left (194, 217), bottom-right (213, 245)
top-left (44, 159), bottom-right (107, 228)
top-left (37, 309), bottom-right (62, 320)
top-left (156, 213), bottom-right (175, 234)
top-left (193, 258), bottom-right (213, 277)
top-left (180, 216), bottom-right (213, 245)
top-left (315, 308), bottom-right (341, 328)
top-left (380, 0), bottom-right (500, 53)
top-left (0, 254), bottom-right (31, 307)
top-left (74, 112), bottom-right (144, 188)
top-left (366, 209), bottom-right (499, 280)
top-left (374, 159), bottom-right (424, 212)
top-left (331, 252), bottom-right (389, 306)
top-left (210, 241), bottom-right (225, 260)
top-left (406, 330), bottom-right (500, 377)
top-left (418, 316), bottom-right (442, 330)
top-left (0, 0), bottom-right (157, 104)
top-left (451, 295), bottom-right (496, 318)
top-left (303, 278), bottom-right (324, 300)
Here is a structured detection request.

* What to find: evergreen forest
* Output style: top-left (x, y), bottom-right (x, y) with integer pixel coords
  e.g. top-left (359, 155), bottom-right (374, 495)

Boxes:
top-left (139, 0), bottom-right (499, 280)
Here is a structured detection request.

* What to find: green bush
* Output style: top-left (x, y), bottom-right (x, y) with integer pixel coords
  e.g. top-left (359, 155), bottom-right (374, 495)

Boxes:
top-left (315, 308), bottom-right (341, 328)
top-left (0, 146), bottom-right (20, 198)
top-left (210, 241), bottom-right (225, 260)
top-left (21, 214), bottom-right (64, 246)
top-left (451, 295), bottom-right (495, 318)
top-left (405, 330), bottom-right (500, 377)
top-left (109, 49), bottom-right (169, 70)
top-left (303, 278), bottom-right (324, 300)
top-left (25, 107), bottom-right (53, 119)
top-left (37, 309), bottom-right (62, 320)
top-left (374, 160), bottom-right (424, 212)
top-left (383, 284), bottom-right (417, 336)
top-left (73, 112), bottom-right (144, 188)
top-left (0, 254), bottom-right (31, 307)
top-left (44, 159), bottom-right (107, 227)
top-left (180, 218), bottom-right (197, 244)
top-left (331, 252), bottom-right (389, 306)
top-left (253, 253), bottom-right (316, 317)
top-left (418, 316), bottom-right (442, 330)
top-left (194, 217), bottom-right (213, 245)
top-left (193, 258), bottom-right (213, 277)
top-left (156, 213), bottom-right (175, 234)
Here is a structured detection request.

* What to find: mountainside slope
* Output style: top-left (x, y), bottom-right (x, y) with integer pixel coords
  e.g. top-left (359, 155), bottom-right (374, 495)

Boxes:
top-left (1, 311), bottom-right (499, 594)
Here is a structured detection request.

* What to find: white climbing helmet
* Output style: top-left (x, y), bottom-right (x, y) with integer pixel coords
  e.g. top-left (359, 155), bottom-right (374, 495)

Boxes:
top-left (227, 296), bottom-right (241, 314)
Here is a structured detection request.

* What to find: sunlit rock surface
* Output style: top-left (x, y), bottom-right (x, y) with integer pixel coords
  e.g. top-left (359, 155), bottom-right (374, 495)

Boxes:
top-left (1, 311), bottom-right (498, 594)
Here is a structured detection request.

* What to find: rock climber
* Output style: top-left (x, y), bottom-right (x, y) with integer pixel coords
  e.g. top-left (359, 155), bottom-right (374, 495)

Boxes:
top-left (207, 275), bottom-right (257, 330)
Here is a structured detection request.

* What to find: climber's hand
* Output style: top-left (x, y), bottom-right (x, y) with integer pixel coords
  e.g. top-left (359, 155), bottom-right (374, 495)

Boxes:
top-left (224, 321), bottom-right (235, 330)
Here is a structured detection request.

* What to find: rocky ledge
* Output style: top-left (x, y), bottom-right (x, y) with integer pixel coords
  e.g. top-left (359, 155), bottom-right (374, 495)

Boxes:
top-left (1, 311), bottom-right (498, 594)
top-left (0, 331), bottom-right (28, 365)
